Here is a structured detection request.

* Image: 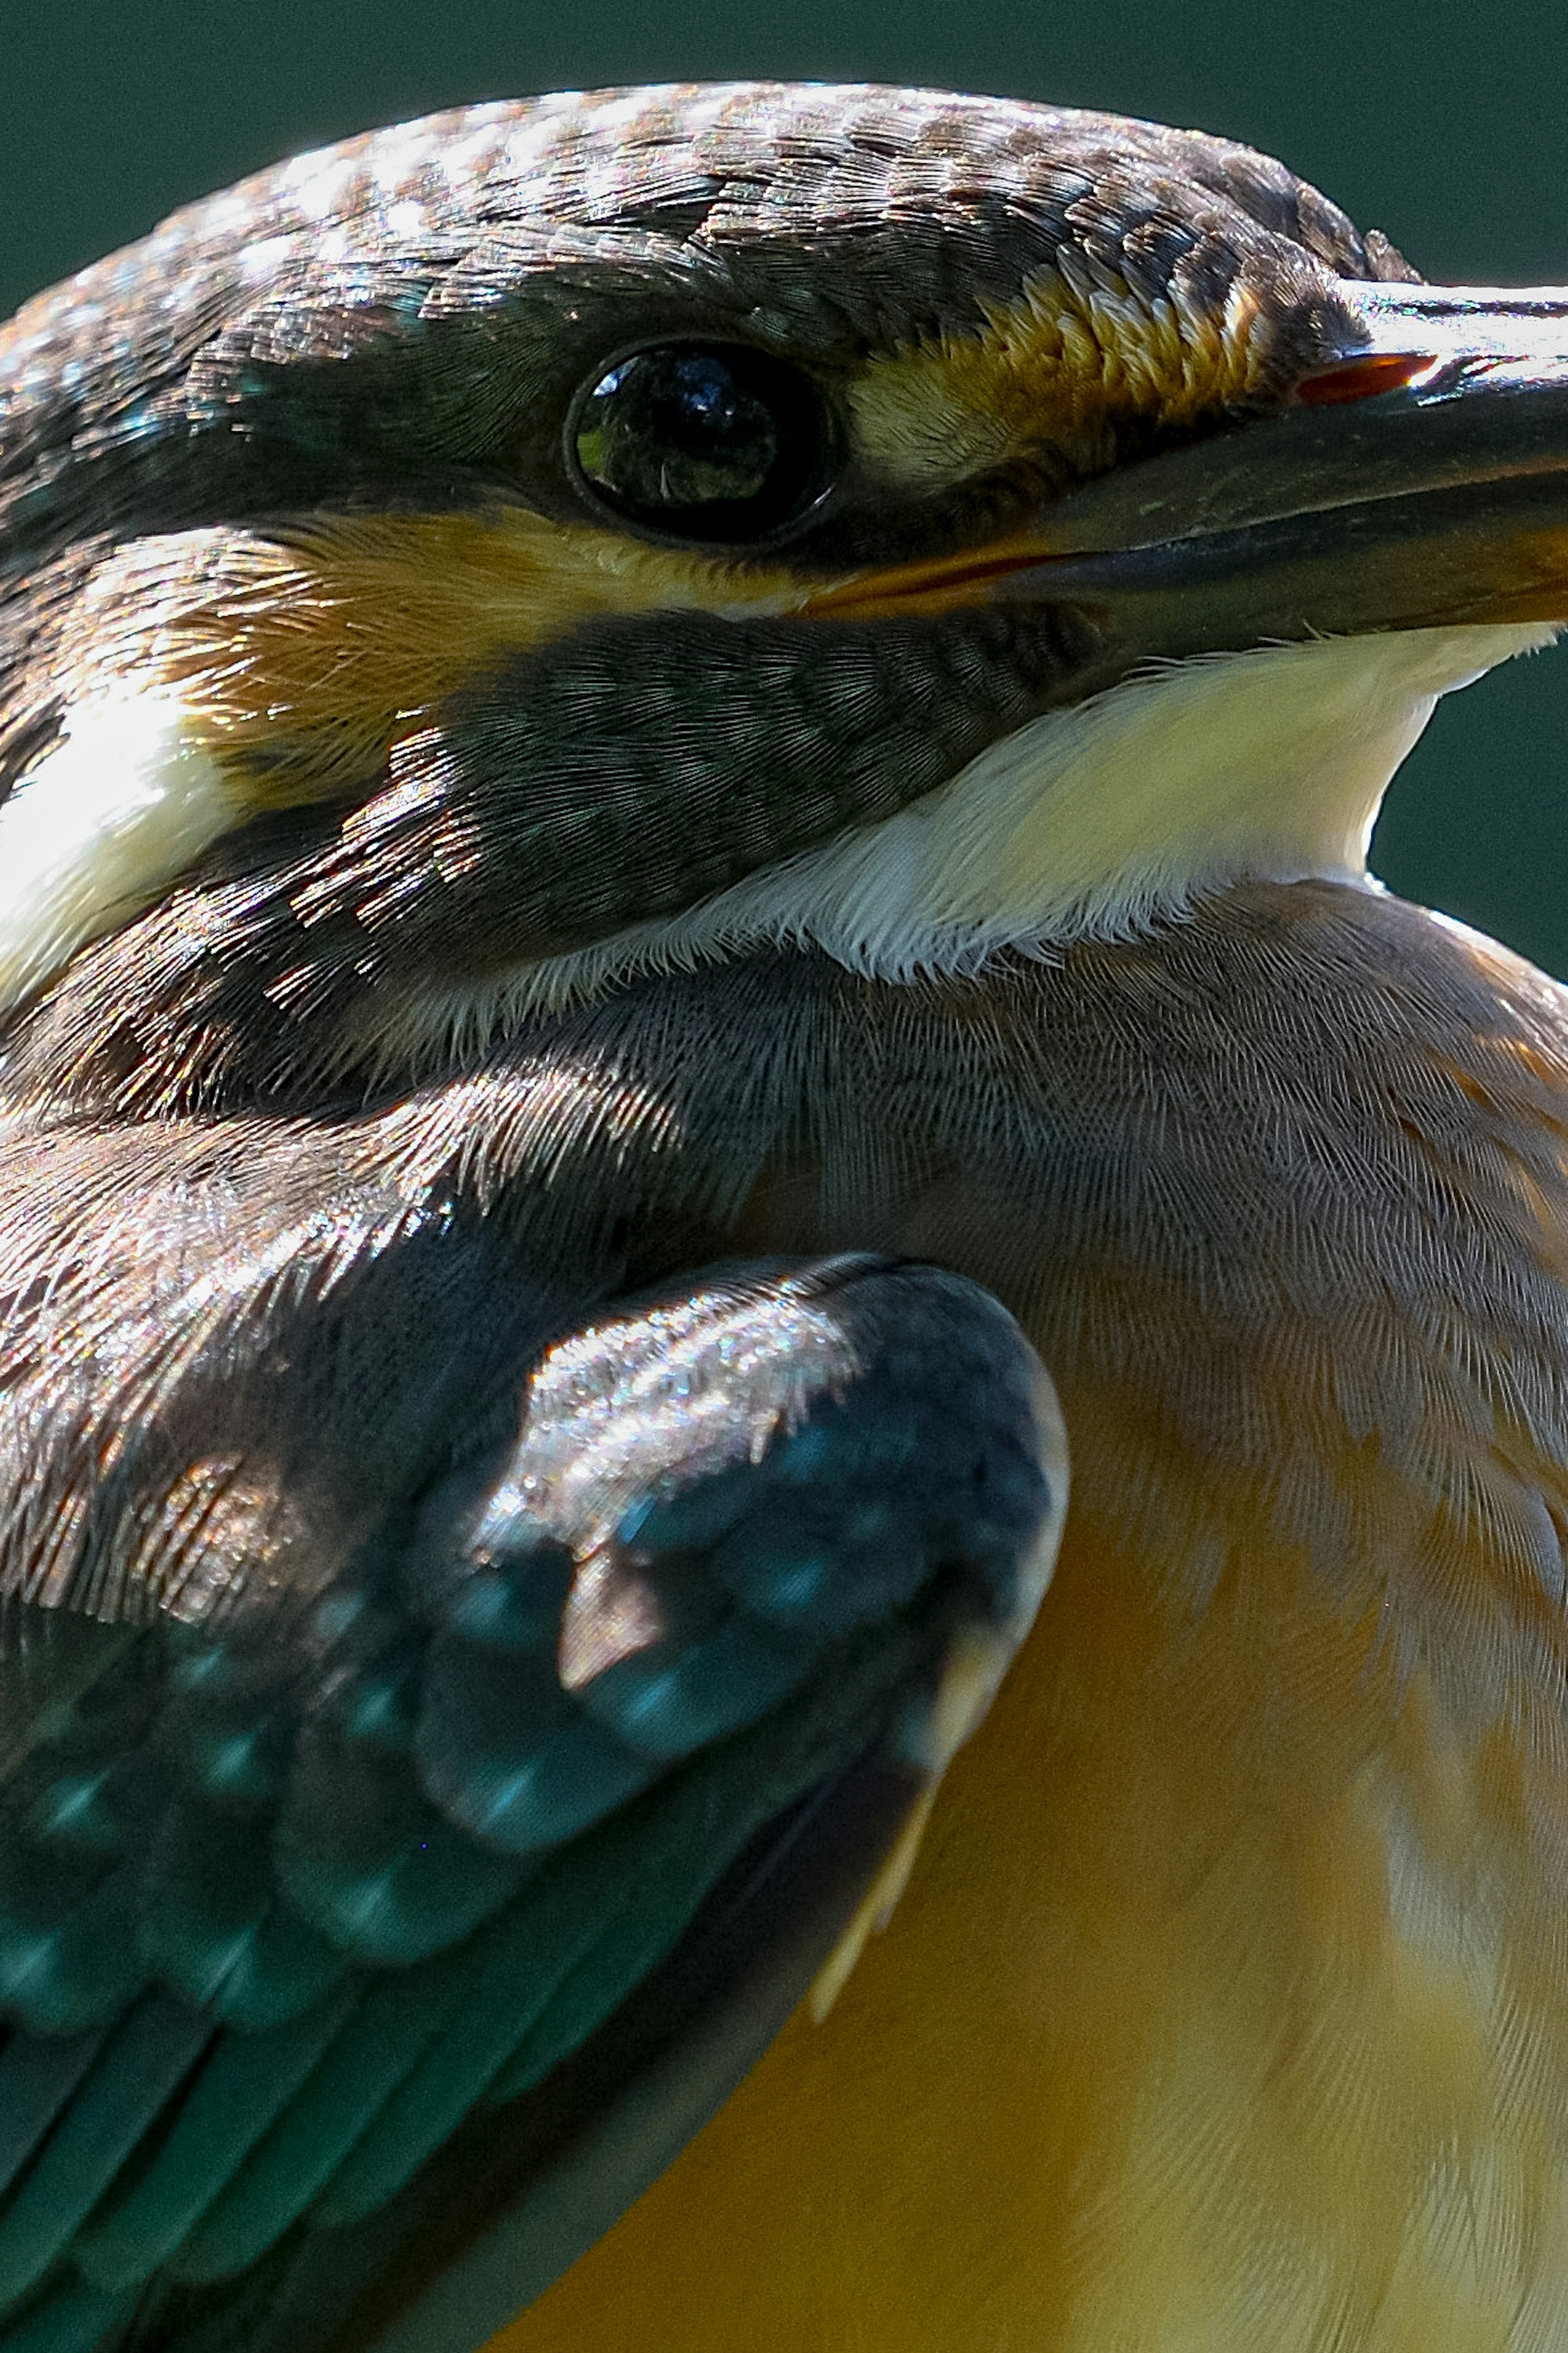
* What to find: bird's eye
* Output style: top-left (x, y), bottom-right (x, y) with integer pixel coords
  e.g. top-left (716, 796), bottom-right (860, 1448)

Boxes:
top-left (571, 343), bottom-right (830, 541)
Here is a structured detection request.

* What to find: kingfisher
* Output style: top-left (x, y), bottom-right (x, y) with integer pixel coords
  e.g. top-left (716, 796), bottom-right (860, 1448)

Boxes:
top-left (2, 78), bottom-right (1568, 2353)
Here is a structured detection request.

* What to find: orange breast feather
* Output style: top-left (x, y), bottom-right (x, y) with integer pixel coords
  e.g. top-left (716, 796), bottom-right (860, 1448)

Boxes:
top-left (501, 883), bottom-right (1568, 2353)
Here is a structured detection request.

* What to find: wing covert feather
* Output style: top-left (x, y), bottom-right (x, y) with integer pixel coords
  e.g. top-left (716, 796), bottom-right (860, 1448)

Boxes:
top-left (0, 1253), bottom-right (1065, 2353)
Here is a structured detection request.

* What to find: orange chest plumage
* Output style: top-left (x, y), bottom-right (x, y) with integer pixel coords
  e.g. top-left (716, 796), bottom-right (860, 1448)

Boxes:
top-left (493, 878), bottom-right (1568, 2351)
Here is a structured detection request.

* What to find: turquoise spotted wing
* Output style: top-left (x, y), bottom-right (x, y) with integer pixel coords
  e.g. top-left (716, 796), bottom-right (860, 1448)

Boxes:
top-left (0, 1255), bottom-right (1063, 2353)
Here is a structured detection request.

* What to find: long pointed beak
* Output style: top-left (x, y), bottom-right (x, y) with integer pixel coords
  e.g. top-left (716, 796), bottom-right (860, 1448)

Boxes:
top-left (808, 283), bottom-right (1568, 660)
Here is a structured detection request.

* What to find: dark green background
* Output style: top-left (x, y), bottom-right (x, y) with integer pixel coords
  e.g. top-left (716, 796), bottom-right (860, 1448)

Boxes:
top-left (4, 0), bottom-right (1565, 968)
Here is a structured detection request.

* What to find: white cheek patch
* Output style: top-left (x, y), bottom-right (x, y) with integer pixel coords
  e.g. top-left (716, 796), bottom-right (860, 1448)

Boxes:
top-left (0, 692), bottom-right (241, 1013)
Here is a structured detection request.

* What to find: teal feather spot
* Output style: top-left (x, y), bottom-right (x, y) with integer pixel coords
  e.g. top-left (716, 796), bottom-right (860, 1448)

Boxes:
top-left (621, 1467), bottom-right (754, 1555)
top-left (416, 1639), bottom-right (654, 1854)
top-left (421, 1710), bottom-right (652, 1855)
top-left (572, 1613), bottom-right (820, 1760)
top-left (135, 1807), bottom-right (274, 2009)
top-left (439, 1548), bottom-right (573, 1654)
top-left (183, 1715), bottom-right (291, 1805)
top-left (201, 1902), bottom-right (348, 2030)
top-left (0, 1855), bottom-right (145, 2036)
top-left (21, 1773), bottom-right (123, 1859)
top-left (715, 1496), bottom-right (928, 1633)
top-left (321, 1675), bottom-right (891, 2227)
top-left (278, 1727), bottom-right (525, 1966)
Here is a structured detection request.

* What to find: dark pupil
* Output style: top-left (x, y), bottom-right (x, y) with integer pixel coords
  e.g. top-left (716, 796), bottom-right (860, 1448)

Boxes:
top-left (575, 345), bottom-right (810, 534)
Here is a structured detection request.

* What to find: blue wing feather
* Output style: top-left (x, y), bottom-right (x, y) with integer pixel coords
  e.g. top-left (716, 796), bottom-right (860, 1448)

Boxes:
top-left (0, 1257), bottom-right (1063, 2353)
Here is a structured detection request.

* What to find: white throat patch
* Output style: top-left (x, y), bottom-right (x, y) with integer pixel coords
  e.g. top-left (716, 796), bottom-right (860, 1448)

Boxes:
top-left (0, 622), bottom-right (1553, 1040)
top-left (396, 621), bottom-right (1556, 1056)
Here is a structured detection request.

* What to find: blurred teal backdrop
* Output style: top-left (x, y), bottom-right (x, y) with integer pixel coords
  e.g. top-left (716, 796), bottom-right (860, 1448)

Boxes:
top-left (4, 0), bottom-right (1564, 967)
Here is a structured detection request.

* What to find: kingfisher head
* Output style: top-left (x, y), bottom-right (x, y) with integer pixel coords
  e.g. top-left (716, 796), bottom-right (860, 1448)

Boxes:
top-left (3, 82), bottom-right (1566, 1114)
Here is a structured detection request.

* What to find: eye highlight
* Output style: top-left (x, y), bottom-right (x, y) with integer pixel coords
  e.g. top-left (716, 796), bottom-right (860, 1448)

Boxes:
top-left (571, 343), bottom-right (832, 541)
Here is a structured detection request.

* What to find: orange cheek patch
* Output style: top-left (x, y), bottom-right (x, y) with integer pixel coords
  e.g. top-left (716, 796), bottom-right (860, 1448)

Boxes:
top-left (67, 513), bottom-right (810, 803)
top-left (52, 268), bottom-right (1281, 813)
